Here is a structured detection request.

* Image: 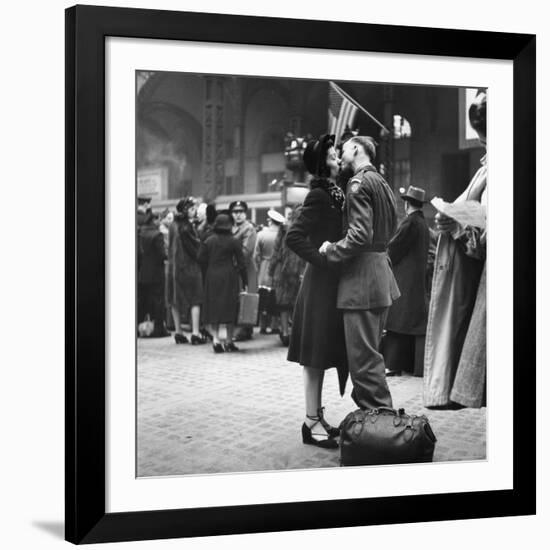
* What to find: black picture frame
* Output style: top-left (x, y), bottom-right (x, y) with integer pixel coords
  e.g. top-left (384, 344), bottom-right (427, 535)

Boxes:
top-left (65, 4), bottom-right (536, 544)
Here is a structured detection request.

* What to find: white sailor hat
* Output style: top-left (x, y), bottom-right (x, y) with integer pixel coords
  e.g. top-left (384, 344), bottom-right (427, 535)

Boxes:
top-left (267, 209), bottom-right (286, 224)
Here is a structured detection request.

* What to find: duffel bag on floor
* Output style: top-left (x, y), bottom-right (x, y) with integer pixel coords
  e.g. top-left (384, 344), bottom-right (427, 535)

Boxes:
top-left (340, 407), bottom-right (437, 466)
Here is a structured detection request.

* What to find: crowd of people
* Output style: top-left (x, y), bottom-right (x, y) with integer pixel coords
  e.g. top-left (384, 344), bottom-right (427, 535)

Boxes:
top-left (137, 195), bottom-right (305, 351)
top-left (138, 89), bottom-right (488, 450)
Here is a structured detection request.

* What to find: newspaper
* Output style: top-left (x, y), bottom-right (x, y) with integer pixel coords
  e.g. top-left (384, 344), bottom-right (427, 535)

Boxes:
top-left (430, 197), bottom-right (486, 229)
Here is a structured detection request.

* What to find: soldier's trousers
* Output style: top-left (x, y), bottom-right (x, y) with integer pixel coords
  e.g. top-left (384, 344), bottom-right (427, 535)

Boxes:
top-left (343, 307), bottom-right (393, 410)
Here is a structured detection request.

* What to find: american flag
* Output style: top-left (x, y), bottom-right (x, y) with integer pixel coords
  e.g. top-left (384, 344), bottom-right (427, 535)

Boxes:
top-left (328, 82), bottom-right (358, 144)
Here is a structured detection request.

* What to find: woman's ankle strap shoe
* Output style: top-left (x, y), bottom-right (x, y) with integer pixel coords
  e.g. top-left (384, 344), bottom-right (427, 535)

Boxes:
top-left (174, 333), bottom-right (188, 344)
top-left (317, 407), bottom-right (340, 438)
top-left (301, 421), bottom-right (338, 449)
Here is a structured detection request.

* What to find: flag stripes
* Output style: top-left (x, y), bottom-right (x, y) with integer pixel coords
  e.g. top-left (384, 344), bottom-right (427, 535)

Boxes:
top-left (328, 81), bottom-right (358, 143)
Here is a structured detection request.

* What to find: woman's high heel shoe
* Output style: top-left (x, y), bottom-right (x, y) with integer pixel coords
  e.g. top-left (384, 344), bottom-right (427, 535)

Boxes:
top-left (302, 416), bottom-right (338, 449)
top-left (212, 343), bottom-right (225, 353)
top-left (223, 342), bottom-right (239, 352)
top-left (317, 407), bottom-right (340, 438)
top-left (190, 334), bottom-right (207, 345)
top-left (174, 333), bottom-right (188, 344)
top-left (279, 333), bottom-right (290, 346)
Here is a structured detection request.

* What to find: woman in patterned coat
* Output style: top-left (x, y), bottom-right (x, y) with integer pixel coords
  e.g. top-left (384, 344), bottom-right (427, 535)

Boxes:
top-left (268, 206), bottom-right (306, 345)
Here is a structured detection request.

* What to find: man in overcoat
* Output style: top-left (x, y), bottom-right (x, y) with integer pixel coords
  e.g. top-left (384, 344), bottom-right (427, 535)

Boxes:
top-left (320, 136), bottom-right (400, 410)
top-left (138, 210), bottom-right (169, 337)
top-left (382, 186), bottom-right (430, 377)
top-left (230, 200), bottom-right (258, 341)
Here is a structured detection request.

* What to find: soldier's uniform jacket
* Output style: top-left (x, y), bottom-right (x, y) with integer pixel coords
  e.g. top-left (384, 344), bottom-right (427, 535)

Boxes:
top-left (326, 163), bottom-right (400, 310)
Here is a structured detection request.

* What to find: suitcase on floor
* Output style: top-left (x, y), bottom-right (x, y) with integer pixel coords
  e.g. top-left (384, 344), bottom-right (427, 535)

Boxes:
top-left (340, 407), bottom-right (437, 466)
top-left (237, 291), bottom-right (259, 326)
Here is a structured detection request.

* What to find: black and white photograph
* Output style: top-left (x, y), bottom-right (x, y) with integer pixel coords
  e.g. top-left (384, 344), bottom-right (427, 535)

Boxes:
top-left (135, 71), bottom-right (488, 477)
top-left (1, 0), bottom-right (543, 548)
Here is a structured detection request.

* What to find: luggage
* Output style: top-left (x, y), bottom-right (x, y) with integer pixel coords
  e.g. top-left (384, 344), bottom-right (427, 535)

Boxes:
top-left (237, 291), bottom-right (259, 326)
top-left (340, 407), bottom-right (436, 466)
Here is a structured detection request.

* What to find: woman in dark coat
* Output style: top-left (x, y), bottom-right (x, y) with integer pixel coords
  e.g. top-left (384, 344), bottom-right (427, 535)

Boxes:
top-left (167, 197), bottom-right (206, 345)
top-left (285, 134), bottom-right (348, 449)
top-left (198, 212), bottom-right (248, 353)
top-left (268, 206), bottom-right (306, 346)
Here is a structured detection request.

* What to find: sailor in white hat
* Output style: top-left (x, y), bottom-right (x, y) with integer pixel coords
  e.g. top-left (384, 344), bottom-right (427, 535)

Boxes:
top-left (254, 209), bottom-right (286, 334)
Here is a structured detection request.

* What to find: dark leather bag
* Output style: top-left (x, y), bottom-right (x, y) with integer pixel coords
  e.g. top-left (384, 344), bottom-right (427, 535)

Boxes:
top-left (340, 407), bottom-right (437, 466)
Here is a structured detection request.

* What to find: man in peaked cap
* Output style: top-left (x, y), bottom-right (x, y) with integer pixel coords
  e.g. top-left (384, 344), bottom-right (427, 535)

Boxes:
top-left (382, 185), bottom-right (431, 377)
top-left (230, 200), bottom-right (258, 341)
top-left (319, 135), bottom-right (400, 411)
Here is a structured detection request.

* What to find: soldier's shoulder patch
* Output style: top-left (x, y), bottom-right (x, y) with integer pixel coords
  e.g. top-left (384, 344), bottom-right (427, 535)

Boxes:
top-left (350, 179), bottom-right (361, 193)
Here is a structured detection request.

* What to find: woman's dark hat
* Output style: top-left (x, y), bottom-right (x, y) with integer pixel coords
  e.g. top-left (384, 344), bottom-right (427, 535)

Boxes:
top-left (400, 186), bottom-right (427, 203)
top-left (303, 134), bottom-right (335, 177)
top-left (176, 196), bottom-right (196, 213)
top-left (213, 212), bottom-right (234, 233)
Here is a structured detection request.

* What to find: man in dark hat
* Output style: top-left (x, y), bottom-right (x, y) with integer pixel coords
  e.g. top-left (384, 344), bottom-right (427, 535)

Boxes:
top-left (382, 186), bottom-right (431, 377)
top-left (230, 200), bottom-right (258, 341)
top-left (319, 135), bottom-right (400, 410)
top-left (137, 195), bottom-right (152, 227)
top-left (138, 210), bottom-right (170, 337)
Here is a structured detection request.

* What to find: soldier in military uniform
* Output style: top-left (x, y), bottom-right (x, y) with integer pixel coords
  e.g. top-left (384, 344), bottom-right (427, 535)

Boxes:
top-left (320, 136), bottom-right (400, 410)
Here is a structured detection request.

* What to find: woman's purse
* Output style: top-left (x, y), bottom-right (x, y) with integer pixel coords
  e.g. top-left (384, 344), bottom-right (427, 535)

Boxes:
top-left (339, 407), bottom-right (437, 466)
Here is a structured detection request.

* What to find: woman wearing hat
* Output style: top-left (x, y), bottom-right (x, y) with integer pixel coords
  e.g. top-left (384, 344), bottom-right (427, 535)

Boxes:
top-left (167, 197), bottom-right (206, 345)
top-left (285, 134), bottom-right (348, 449)
top-left (198, 212), bottom-right (248, 353)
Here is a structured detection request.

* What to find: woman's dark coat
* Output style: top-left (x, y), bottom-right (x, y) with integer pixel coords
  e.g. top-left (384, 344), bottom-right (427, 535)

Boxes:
top-left (386, 210), bottom-right (431, 335)
top-left (167, 216), bottom-right (204, 314)
top-left (285, 179), bottom-right (348, 395)
top-left (198, 232), bottom-right (248, 324)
